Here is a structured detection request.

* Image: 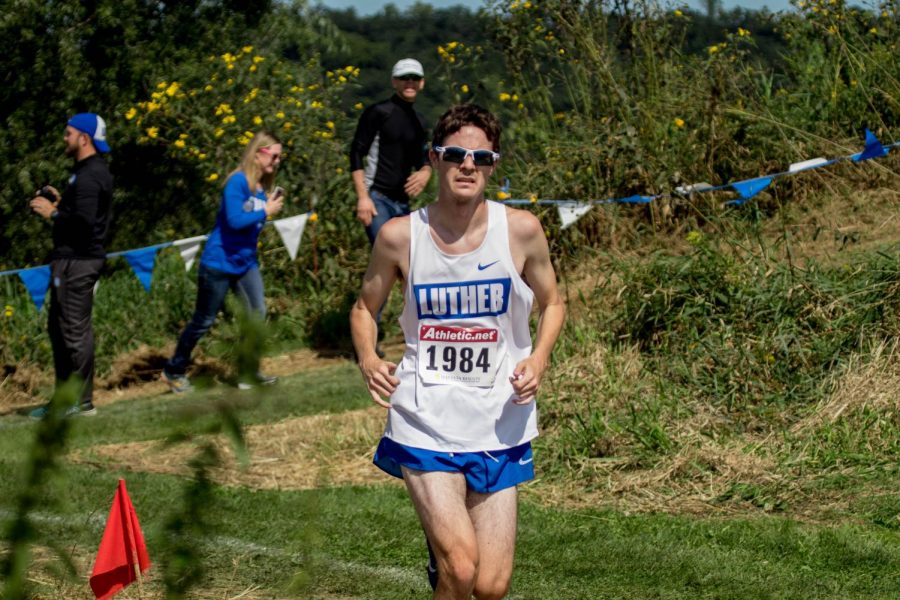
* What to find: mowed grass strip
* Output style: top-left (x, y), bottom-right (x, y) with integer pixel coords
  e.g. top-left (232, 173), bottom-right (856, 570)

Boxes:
top-left (1, 362), bottom-right (899, 598)
top-left (2, 469), bottom-right (899, 599)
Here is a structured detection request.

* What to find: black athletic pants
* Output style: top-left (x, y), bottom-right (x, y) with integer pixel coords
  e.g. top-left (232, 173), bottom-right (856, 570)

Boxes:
top-left (48, 258), bottom-right (104, 406)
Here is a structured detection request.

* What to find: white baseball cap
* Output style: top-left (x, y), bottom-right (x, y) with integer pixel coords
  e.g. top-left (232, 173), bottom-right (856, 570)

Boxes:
top-left (391, 58), bottom-right (424, 78)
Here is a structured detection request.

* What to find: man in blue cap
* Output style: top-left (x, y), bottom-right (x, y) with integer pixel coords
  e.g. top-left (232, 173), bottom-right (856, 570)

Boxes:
top-left (29, 113), bottom-right (113, 418)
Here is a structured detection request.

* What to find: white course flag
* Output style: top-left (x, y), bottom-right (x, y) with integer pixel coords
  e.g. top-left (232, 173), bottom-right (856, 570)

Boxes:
top-left (789, 157), bottom-right (828, 173)
top-left (557, 203), bottom-right (593, 229)
top-left (273, 214), bottom-right (310, 260)
top-left (172, 235), bottom-right (207, 272)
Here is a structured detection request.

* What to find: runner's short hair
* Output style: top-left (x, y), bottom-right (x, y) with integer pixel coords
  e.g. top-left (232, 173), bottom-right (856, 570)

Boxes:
top-left (432, 104), bottom-right (501, 153)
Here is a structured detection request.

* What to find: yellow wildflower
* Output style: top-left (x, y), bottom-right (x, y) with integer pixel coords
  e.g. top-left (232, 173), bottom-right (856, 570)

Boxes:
top-left (354, 102), bottom-right (364, 110)
top-left (686, 230), bottom-right (703, 246)
top-left (309, 212), bottom-right (318, 223)
top-left (165, 82), bottom-right (179, 96)
top-left (214, 128), bottom-right (224, 137)
top-left (204, 84), bottom-right (213, 92)
top-left (283, 122), bottom-right (293, 130)
top-left (335, 167), bottom-right (344, 174)
top-left (461, 84), bottom-right (470, 93)
top-left (4, 305), bottom-right (13, 318)
top-left (674, 117), bottom-right (685, 128)
top-left (198, 153), bottom-right (207, 160)
top-left (249, 65), bottom-right (257, 72)
top-left (253, 115), bottom-right (263, 125)
top-left (174, 140), bottom-right (185, 148)
top-left (869, 27), bottom-right (877, 34)
top-left (146, 101), bottom-right (160, 112)
top-left (708, 45), bottom-right (719, 54)
top-left (276, 111), bottom-right (285, 119)
top-left (326, 121), bottom-right (335, 129)
top-left (253, 56), bottom-right (265, 64)
top-left (496, 191), bottom-right (510, 200)
top-left (499, 92), bottom-right (511, 102)
top-left (529, 194), bottom-right (537, 203)
top-left (125, 107), bottom-right (137, 120)
top-left (207, 173), bottom-right (219, 182)
top-left (156, 81), bottom-right (167, 89)
top-left (559, 48), bottom-right (565, 55)
top-left (674, 9), bottom-right (683, 16)
top-left (146, 127), bottom-right (158, 138)
top-left (242, 45), bottom-right (253, 54)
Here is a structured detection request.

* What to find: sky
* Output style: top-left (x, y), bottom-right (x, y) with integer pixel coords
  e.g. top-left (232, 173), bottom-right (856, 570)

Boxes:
top-left (320, 0), bottom-right (798, 15)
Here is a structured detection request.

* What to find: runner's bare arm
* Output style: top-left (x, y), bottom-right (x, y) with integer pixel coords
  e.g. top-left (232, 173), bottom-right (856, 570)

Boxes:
top-left (350, 217), bottom-right (409, 407)
top-left (507, 210), bottom-right (566, 403)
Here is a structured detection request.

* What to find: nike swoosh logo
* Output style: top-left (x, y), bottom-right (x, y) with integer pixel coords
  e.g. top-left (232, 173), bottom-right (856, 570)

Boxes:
top-left (477, 260), bottom-right (499, 271)
top-left (518, 457), bottom-right (533, 465)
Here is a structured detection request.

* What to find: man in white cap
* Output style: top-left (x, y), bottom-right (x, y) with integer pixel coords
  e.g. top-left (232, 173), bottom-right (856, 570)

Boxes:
top-left (29, 113), bottom-right (113, 418)
top-left (349, 58), bottom-right (432, 356)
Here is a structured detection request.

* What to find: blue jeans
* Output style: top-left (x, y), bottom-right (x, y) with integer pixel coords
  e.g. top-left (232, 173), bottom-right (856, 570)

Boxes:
top-left (165, 264), bottom-right (265, 375)
top-left (365, 189), bottom-right (410, 246)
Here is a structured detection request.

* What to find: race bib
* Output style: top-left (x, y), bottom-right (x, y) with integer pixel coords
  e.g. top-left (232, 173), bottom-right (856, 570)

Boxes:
top-left (418, 324), bottom-right (502, 387)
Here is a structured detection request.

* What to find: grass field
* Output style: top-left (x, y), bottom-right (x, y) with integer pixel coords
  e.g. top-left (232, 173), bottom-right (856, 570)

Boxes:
top-left (2, 358), bottom-right (898, 599)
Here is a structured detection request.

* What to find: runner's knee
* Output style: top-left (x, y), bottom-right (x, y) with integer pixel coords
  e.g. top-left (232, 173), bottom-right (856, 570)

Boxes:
top-left (440, 548), bottom-right (479, 592)
top-left (473, 575), bottom-right (511, 600)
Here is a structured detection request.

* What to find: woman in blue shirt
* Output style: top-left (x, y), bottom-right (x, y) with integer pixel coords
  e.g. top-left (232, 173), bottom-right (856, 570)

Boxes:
top-left (162, 131), bottom-right (285, 391)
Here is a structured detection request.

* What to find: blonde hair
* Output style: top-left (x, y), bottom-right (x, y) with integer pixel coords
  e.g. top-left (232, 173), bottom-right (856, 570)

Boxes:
top-left (230, 130), bottom-right (281, 192)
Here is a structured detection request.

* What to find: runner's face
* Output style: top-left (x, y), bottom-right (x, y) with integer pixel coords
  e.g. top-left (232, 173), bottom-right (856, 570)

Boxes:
top-left (432, 125), bottom-right (495, 205)
top-left (391, 76), bottom-right (424, 102)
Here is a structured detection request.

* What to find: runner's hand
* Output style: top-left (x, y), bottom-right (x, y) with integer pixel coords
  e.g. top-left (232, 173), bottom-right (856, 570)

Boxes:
top-left (356, 195), bottom-right (377, 226)
top-left (359, 357), bottom-right (399, 409)
top-left (509, 355), bottom-right (548, 405)
top-left (404, 170), bottom-right (430, 198)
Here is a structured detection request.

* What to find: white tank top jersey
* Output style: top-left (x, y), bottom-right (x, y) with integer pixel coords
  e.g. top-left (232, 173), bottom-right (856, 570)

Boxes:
top-left (385, 200), bottom-right (537, 452)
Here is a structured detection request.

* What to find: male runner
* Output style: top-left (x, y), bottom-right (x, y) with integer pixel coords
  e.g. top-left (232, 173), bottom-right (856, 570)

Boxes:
top-left (350, 104), bottom-right (565, 599)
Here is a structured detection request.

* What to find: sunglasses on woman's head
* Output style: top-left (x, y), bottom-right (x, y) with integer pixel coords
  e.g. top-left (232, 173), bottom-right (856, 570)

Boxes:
top-left (433, 145), bottom-right (500, 167)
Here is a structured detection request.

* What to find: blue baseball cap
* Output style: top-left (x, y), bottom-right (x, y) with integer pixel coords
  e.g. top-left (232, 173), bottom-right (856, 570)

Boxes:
top-left (67, 113), bottom-right (110, 153)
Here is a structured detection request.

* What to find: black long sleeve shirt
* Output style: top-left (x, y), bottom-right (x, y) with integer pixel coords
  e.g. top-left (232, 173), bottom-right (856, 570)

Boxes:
top-left (51, 154), bottom-right (113, 260)
top-left (349, 95), bottom-right (429, 202)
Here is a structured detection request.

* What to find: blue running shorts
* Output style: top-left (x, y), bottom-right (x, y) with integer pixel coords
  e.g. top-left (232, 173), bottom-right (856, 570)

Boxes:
top-left (373, 436), bottom-right (534, 493)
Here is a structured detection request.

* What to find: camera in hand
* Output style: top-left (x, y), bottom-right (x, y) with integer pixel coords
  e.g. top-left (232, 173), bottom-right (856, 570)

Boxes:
top-left (38, 186), bottom-right (56, 201)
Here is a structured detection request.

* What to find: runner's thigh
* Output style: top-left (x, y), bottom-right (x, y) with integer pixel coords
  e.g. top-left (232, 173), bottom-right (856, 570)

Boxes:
top-left (401, 467), bottom-right (476, 553)
top-left (466, 486), bottom-right (518, 582)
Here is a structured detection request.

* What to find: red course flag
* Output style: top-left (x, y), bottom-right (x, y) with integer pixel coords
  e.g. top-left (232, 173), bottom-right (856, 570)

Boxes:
top-left (90, 479), bottom-right (151, 600)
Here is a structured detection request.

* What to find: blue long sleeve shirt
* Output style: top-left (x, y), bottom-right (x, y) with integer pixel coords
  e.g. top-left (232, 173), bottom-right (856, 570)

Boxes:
top-left (200, 172), bottom-right (267, 274)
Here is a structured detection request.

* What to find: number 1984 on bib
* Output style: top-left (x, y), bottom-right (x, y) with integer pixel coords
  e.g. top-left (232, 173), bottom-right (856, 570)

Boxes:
top-left (418, 324), bottom-right (502, 387)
